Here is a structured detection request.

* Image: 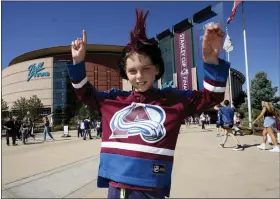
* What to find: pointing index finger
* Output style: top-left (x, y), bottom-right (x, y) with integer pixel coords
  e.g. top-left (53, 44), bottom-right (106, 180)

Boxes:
top-left (82, 30), bottom-right (87, 44)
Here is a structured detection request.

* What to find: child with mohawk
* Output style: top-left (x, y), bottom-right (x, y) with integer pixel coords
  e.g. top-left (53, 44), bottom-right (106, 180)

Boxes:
top-left (68, 9), bottom-right (229, 199)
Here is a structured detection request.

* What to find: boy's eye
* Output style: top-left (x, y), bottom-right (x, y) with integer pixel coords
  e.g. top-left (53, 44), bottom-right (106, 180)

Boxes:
top-left (128, 69), bottom-right (137, 74)
top-left (142, 66), bottom-right (153, 71)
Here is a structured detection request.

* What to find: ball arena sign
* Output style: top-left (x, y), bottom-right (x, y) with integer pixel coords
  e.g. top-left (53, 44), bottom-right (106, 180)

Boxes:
top-left (27, 62), bottom-right (50, 81)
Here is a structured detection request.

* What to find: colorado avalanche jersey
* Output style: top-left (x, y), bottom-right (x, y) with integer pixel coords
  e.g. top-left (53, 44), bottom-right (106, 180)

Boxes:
top-left (67, 59), bottom-right (230, 197)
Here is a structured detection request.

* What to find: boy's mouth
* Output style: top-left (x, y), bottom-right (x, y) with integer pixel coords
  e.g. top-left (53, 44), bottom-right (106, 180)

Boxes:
top-left (136, 81), bottom-right (147, 86)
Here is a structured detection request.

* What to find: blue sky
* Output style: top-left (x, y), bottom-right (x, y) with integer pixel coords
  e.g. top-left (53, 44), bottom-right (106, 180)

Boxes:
top-left (2, 1), bottom-right (279, 95)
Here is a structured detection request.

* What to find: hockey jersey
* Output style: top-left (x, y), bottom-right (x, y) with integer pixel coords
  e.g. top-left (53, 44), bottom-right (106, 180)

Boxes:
top-left (67, 59), bottom-right (230, 197)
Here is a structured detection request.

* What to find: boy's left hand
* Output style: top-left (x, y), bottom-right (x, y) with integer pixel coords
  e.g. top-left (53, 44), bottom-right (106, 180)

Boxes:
top-left (202, 23), bottom-right (225, 65)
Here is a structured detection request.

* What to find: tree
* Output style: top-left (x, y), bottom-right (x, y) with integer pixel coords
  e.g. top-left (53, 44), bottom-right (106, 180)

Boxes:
top-left (12, 95), bottom-right (43, 120)
top-left (250, 72), bottom-right (278, 110)
top-left (240, 72), bottom-right (278, 125)
top-left (2, 99), bottom-right (8, 111)
top-left (77, 104), bottom-right (100, 120)
top-left (27, 95), bottom-right (44, 120)
top-left (12, 97), bottom-right (29, 118)
top-left (1, 99), bottom-right (9, 118)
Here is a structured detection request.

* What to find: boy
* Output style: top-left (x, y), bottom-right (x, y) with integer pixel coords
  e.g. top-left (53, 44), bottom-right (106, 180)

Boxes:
top-left (214, 100), bottom-right (244, 151)
top-left (68, 9), bottom-right (229, 199)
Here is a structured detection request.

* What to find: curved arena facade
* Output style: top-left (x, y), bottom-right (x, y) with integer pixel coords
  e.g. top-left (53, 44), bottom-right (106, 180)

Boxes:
top-left (2, 44), bottom-right (125, 114)
top-left (2, 44), bottom-right (245, 115)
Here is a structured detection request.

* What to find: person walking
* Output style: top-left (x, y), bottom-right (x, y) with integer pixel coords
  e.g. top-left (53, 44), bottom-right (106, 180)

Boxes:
top-left (253, 101), bottom-right (280, 152)
top-left (3, 117), bottom-right (17, 146)
top-left (43, 116), bottom-right (54, 142)
top-left (215, 100), bottom-right (244, 151)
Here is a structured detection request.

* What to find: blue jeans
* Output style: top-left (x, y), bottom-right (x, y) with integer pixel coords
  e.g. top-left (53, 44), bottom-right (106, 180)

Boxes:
top-left (43, 126), bottom-right (54, 141)
top-left (107, 185), bottom-right (165, 199)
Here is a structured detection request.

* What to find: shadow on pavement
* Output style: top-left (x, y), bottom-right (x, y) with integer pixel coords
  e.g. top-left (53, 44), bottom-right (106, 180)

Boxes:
top-left (24, 138), bottom-right (72, 145)
top-left (24, 141), bottom-right (44, 145)
top-left (242, 143), bottom-right (260, 149)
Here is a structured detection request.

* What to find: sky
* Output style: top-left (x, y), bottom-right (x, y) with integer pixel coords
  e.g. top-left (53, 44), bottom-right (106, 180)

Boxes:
top-left (1, 1), bottom-right (280, 95)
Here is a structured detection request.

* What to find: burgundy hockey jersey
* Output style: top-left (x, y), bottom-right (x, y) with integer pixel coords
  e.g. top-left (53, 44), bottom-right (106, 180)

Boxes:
top-left (67, 59), bottom-right (230, 197)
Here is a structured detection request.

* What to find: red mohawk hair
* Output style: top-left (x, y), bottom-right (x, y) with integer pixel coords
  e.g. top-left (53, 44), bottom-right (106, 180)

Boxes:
top-left (118, 8), bottom-right (164, 81)
top-left (125, 9), bottom-right (154, 53)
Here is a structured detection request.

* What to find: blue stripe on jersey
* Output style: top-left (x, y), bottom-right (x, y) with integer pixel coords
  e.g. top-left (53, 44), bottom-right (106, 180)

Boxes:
top-left (162, 87), bottom-right (194, 98)
top-left (173, 89), bottom-right (194, 98)
top-left (67, 61), bottom-right (86, 81)
top-left (204, 59), bottom-right (230, 83)
top-left (109, 88), bottom-right (131, 97)
top-left (97, 153), bottom-right (173, 189)
top-left (94, 88), bottom-right (131, 99)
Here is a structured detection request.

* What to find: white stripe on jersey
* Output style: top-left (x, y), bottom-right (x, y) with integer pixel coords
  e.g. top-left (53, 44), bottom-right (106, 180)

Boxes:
top-left (72, 77), bottom-right (88, 89)
top-left (102, 142), bottom-right (174, 156)
top-left (203, 81), bottom-right (225, 93)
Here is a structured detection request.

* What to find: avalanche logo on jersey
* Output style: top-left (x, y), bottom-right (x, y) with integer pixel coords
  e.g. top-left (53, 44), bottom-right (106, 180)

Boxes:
top-left (109, 103), bottom-right (166, 143)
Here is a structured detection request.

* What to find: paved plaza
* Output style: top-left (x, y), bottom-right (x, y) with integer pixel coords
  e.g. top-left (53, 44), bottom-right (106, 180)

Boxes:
top-left (2, 125), bottom-right (279, 198)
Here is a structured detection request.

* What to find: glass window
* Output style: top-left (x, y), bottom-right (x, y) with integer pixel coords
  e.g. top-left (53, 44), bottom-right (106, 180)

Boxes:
top-left (53, 72), bottom-right (67, 78)
top-left (53, 89), bottom-right (66, 94)
top-left (159, 37), bottom-right (175, 85)
top-left (53, 82), bottom-right (66, 89)
top-left (53, 94), bottom-right (66, 99)
top-left (54, 77), bottom-right (67, 83)
top-left (53, 98), bottom-right (66, 105)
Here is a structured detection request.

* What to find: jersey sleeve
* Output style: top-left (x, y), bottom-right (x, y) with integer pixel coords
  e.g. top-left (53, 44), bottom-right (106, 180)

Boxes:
top-left (67, 61), bottom-right (129, 112)
top-left (174, 58), bottom-right (230, 119)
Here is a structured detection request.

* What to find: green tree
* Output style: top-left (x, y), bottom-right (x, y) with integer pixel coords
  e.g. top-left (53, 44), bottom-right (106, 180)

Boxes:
top-left (250, 72), bottom-right (277, 110)
top-left (12, 97), bottom-right (29, 118)
top-left (2, 99), bottom-right (9, 111)
top-left (240, 72), bottom-right (278, 125)
top-left (77, 104), bottom-right (100, 120)
top-left (12, 95), bottom-right (44, 120)
top-left (1, 99), bottom-right (9, 118)
top-left (27, 95), bottom-right (44, 120)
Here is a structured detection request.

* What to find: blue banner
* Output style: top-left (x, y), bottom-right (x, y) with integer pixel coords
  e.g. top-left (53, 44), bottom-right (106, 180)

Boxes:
top-left (158, 35), bottom-right (176, 86)
top-left (193, 2), bottom-right (226, 90)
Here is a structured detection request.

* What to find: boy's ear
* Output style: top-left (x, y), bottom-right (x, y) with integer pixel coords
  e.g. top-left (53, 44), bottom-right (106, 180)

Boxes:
top-left (156, 65), bottom-right (160, 75)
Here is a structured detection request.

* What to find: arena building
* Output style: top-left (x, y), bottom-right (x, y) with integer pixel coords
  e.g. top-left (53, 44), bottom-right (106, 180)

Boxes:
top-left (2, 45), bottom-right (124, 115)
top-left (2, 43), bottom-right (245, 116)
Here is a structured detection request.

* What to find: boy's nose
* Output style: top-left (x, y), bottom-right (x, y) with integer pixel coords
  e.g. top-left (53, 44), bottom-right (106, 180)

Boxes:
top-left (136, 71), bottom-right (143, 79)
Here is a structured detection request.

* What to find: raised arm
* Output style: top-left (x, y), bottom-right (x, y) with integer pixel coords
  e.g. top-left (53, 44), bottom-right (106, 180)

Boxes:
top-left (174, 59), bottom-right (229, 118)
top-left (67, 30), bottom-right (125, 112)
top-left (173, 24), bottom-right (229, 118)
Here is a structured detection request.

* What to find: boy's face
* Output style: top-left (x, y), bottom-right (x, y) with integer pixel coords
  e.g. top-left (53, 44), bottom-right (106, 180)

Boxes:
top-left (125, 53), bottom-right (159, 92)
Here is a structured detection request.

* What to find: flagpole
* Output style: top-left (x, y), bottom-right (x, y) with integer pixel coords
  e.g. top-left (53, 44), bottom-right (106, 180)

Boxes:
top-left (242, 2), bottom-right (252, 128)
top-left (227, 52), bottom-right (233, 106)
top-left (225, 27), bottom-right (233, 106)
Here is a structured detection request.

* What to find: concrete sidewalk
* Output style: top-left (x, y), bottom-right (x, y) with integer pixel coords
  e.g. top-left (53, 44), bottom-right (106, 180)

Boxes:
top-left (84, 125), bottom-right (280, 198)
top-left (2, 125), bottom-right (279, 198)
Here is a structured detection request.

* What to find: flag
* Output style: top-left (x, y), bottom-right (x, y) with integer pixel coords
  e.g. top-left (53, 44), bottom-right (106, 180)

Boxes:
top-left (223, 31), bottom-right (233, 52)
top-left (227, 1), bottom-right (243, 24)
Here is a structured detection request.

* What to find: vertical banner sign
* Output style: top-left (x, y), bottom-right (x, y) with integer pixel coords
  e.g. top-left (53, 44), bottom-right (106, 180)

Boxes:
top-left (174, 28), bottom-right (193, 90)
top-left (158, 36), bottom-right (176, 86)
top-left (193, 2), bottom-right (225, 90)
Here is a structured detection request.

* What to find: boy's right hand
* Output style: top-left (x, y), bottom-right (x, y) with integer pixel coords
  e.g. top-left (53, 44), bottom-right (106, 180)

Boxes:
top-left (71, 30), bottom-right (87, 65)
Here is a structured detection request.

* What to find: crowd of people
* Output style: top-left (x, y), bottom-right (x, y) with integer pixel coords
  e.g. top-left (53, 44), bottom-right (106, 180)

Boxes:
top-left (2, 116), bottom-right (34, 146)
top-left (2, 115), bottom-right (55, 146)
top-left (75, 118), bottom-right (102, 140)
top-left (184, 114), bottom-right (211, 128)
top-left (183, 99), bottom-right (280, 152)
